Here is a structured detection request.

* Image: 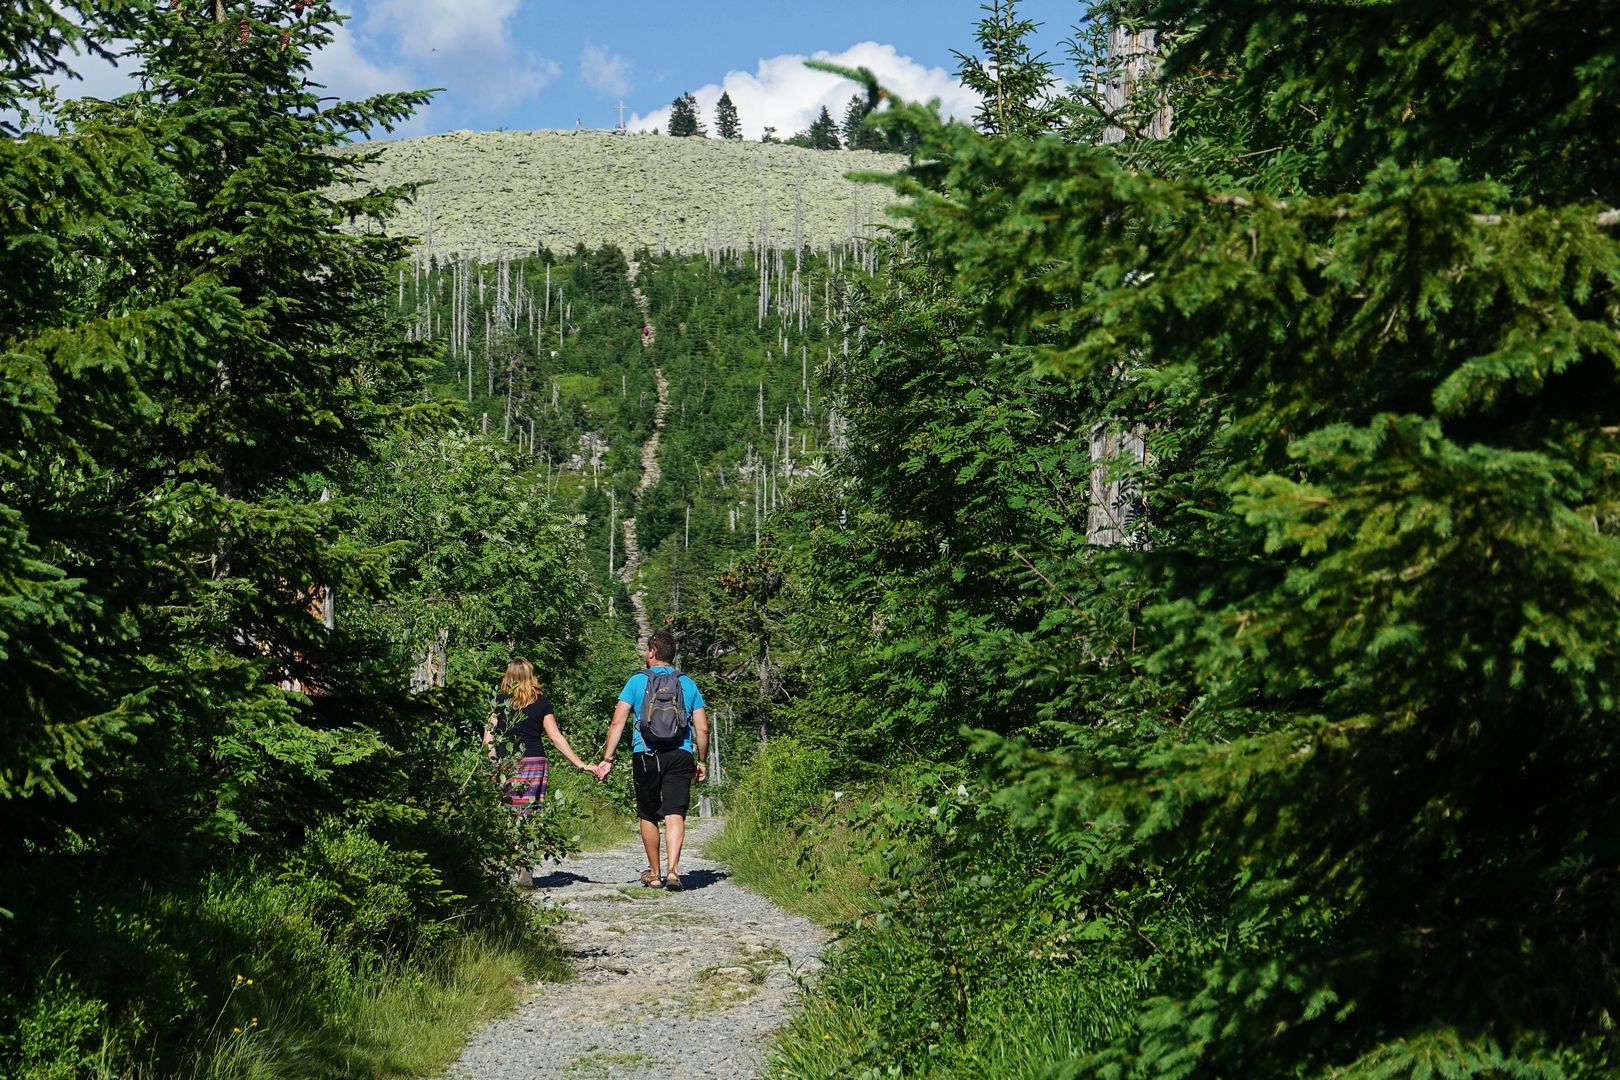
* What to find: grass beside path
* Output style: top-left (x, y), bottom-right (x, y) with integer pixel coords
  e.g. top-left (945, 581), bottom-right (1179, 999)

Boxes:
top-left (707, 800), bottom-right (879, 931)
top-left (182, 773), bottom-right (629, 1080)
top-left (197, 928), bottom-right (567, 1080)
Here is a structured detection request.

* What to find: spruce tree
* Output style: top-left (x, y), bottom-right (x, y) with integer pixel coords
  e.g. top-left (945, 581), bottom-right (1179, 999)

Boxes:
top-left (36, 0), bottom-right (436, 851)
top-left (861, 0), bottom-right (1620, 1071)
top-left (807, 105), bottom-right (841, 150)
top-left (952, 0), bottom-right (1062, 138)
top-left (769, 0), bottom-right (1620, 1070)
top-left (0, 0), bottom-right (206, 815)
top-left (668, 91), bottom-right (705, 137)
top-left (714, 90), bottom-right (742, 140)
top-left (841, 92), bottom-right (893, 152)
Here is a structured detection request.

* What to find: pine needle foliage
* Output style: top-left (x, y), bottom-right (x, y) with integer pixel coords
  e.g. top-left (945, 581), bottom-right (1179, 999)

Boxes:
top-left (1, 5), bottom-right (603, 1072)
top-left (766, 1), bottom-right (1620, 1075)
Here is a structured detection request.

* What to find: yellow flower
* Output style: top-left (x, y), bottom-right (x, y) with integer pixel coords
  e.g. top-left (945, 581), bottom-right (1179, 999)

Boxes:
top-left (250, 1017), bottom-right (259, 1026)
top-left (233, 1027), bottom-right (242, 1034)
top-left (245, 979), bottom-right (254, 986)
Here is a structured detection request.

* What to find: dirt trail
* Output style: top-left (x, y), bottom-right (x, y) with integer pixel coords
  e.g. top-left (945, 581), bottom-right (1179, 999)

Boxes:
top-left (447, 819), bottom-right (827, 1079)
top-left (615, 259), bottom-right (669, 647)
top-left (629, 259), bottom-right (654, 348)
top-left (616, 515), bottom-right (654, 647)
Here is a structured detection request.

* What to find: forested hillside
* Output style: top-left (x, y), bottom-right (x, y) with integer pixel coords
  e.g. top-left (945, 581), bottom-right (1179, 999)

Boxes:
top-left (388, 233), bottom-right (873, 761)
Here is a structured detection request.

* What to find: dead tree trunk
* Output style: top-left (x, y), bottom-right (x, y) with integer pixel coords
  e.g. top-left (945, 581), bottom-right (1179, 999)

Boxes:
top-left (1088, 20), bottom-right (1171, 547)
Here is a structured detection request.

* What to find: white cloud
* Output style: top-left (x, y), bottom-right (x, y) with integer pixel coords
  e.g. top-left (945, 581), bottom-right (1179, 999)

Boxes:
top-left (580, 42), bottom-right (631, 98)
top-left (630, 41), bottom-right (981, 142)
top-left (310, 16), bottom-right (433, 135)
top-left (311, 18), bottom-right (414, 101)
top-left (366, 0), bottom-right (517, 58)
top-left (360, 0), bottom-right (558, 113)
top-left (17, 9), bottom-right (432, 135)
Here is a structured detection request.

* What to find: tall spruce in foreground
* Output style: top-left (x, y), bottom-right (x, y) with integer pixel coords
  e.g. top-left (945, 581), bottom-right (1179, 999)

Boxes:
top-left (762, 0), bottom-right (1620, 1075)
top-left (714, 90), bottom-right (742, 139)
top-left (1, 0), bottom-right (434, 868)
top-left (890, 0), bottom-right (1620, 1074)
top-left (669, 91), bottom-right (704, 137)
top-left (88, 0), bottom-right (435, 850)
top-left (0, 1), bottom-right (234, 833)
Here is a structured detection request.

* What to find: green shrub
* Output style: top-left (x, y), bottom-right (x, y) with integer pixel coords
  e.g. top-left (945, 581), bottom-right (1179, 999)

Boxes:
top-left (732, 737), bottom-right (834, 827)
top-left (3, 978), bottom-right (110, 1080)
top-left (278, 822), bottom-right (460, 964)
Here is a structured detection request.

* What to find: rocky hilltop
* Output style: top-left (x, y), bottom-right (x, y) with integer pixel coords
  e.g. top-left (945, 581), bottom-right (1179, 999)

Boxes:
top-left (350, 129), bottom-right (906, 259)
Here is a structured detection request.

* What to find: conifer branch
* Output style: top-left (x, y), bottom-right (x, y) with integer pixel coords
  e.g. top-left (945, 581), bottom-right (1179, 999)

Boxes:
top-left (1204, 189), bottom-right (1620, 228)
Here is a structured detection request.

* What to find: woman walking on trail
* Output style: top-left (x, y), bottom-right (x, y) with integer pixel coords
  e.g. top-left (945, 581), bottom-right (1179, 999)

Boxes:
top-left (485, 658), bottom-right (594, 815)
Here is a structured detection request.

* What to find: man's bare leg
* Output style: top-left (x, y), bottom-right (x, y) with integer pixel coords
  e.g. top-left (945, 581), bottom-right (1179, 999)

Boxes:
top-left (664, 814), bottom-right (686, 877)
top-left (639, 818), bottom-right (662, 881)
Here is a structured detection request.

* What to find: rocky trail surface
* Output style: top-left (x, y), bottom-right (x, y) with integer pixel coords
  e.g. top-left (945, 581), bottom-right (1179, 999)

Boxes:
top-left (446, 818), bottom-right (827, 1079)
top-left (616, 258), bottom-right (669, 647)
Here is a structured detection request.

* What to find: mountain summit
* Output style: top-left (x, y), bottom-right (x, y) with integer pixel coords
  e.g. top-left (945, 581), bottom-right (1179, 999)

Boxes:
top-left (352, 129), bottom-right (905, 259)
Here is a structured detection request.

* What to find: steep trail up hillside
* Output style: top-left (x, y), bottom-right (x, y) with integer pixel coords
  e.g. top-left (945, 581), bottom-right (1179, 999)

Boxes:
top-left (616, 260), bottom-right (668, 647)
top-left (447, 819), bottom-right (827, 1079)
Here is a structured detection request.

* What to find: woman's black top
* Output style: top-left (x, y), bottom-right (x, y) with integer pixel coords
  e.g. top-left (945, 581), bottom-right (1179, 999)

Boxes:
top-left (492, 693), bottom-right (554, 758)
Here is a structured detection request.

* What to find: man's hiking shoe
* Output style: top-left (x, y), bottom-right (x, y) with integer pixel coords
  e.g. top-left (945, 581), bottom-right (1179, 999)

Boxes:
top-left (640, 869), bottom-right (663, 888)
top-left (664, 871), bottom-right (684, 892)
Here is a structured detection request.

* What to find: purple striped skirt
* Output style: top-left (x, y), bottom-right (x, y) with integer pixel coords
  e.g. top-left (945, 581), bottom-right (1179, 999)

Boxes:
top-left (502, 755), bottom-right (548, 815)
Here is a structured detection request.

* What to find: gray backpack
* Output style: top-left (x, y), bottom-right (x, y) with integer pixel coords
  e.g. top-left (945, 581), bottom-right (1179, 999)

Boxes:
top-left (638, 670), bottom-right (690, 750)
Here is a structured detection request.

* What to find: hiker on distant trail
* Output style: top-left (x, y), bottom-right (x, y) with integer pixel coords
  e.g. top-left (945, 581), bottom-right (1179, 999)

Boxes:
top-left (593, 630), bottom-right (708, 891)
top-left (486, 658), bottom-right (595, 816)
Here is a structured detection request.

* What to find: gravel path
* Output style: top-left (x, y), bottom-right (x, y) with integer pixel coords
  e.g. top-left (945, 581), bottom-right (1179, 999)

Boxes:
top-left (446, 817), bottom-right (828, 1079)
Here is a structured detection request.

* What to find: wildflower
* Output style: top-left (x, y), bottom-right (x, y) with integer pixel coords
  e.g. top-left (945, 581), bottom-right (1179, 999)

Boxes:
top-left (250, 1017), bottom-right (259, 1027)
top-left (245, 979), bottom-right (253, 986)
top-left (233, 1027), bottom-right (242, 1034)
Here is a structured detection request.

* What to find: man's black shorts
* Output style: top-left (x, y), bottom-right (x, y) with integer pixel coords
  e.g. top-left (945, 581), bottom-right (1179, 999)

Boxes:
top-left (632, 749), bottom-right (695, 822)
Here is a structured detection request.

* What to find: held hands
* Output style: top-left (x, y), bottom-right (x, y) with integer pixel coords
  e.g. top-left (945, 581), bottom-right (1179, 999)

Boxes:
top-left (590, 760), bottom-right (614, 782)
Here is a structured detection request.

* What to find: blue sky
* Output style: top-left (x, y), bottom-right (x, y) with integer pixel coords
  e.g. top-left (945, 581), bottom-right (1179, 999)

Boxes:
top-left (62, 1), bottom-right (1093, 140)
top-left (335, 0), bottom-right (1092, 136)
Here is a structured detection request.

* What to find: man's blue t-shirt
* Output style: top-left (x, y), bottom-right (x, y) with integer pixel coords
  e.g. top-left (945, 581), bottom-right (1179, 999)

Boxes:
top-left (619, 666), bottom-right (705, 754)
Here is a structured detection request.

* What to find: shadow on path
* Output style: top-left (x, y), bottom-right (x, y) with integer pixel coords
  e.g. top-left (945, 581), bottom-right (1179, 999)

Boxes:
top-left (530, 870), bottom-right (592, 889)
top-left (671, 867), bottom-right (729, 892)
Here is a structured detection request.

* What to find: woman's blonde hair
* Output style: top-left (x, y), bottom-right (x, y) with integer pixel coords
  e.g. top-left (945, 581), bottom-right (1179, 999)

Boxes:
top-left (500, 659), bottom-right (543, 709)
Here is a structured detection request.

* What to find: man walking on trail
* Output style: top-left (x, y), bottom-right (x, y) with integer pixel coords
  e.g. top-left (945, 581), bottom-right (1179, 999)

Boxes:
top-left (594, 630), bottom-right (707, 891)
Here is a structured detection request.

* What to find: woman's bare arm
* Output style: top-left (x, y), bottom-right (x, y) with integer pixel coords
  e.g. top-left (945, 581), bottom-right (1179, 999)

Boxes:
top-left (542, 714), bottom-right (592, 770)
